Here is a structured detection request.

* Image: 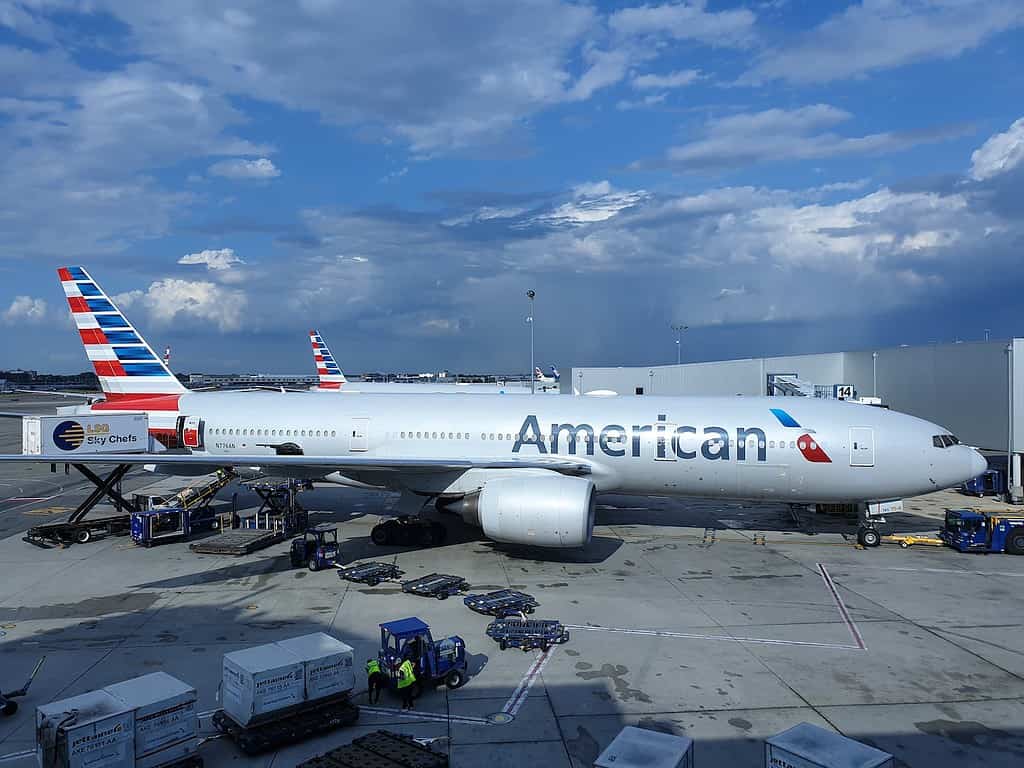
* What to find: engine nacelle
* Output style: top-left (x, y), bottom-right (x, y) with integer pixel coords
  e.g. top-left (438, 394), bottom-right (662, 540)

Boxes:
top-left (458, 475), bottom-right (596, 548)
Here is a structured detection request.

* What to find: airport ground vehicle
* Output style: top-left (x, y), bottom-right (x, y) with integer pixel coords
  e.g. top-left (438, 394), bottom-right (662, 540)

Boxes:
top-left (290, 523), bottom-right (341, 570)
top-left (940, 509), bottom-right (1024, 554)
top-left (130, 505), bottom-right (219, 546)
top-left (961, 469), bottom-right (1006, 497)
top-left (378, 618), bottom-right (468, 693)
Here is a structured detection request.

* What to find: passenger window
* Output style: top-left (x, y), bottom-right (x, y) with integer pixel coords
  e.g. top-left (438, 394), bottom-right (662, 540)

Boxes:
top-left (416, 431), bottom-right (422, 439)
top-left (790, 441), bottom-right (795, 449)
top-left (497, 433), bottom-right (503, 440)
top-left (490, 433), bottom-right (495, 440)
top-left (432, 431), bottom-right (438, 439)
top-left (759, 440), bottom-right (766, 448)
top-left (401, 432), bottom-right (406, 439)
top-left (457, 432), bottom-right (462, 439)
top-left (449, 432), bottom-right (454, 439)
top-left (331, 430), bottom-right (336, 437)
top-left (769, 440), bottom-right (775, 448)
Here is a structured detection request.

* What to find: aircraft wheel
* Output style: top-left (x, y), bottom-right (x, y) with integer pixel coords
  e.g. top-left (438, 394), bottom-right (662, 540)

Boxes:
top-left (857, 527), bottom-right (881, 548)
top-left (1006, 527), bottom-right (1024, 555)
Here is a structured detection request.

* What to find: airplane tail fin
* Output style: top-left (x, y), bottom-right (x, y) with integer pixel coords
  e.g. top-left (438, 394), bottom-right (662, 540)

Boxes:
top-left (310, 330), bottom-right (347, 388)
top-left (58, 266), bottom-right (186, 401)
top-left (550, 366), bottom-right (560, 381)
top-left (534, 367), bottom-right (544, 380)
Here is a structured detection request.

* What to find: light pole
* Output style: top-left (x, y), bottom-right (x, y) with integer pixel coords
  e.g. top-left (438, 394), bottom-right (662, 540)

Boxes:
top-left (985, 329), bottom-right (991, 342)
top-left (527, 290), bottom-right (535, 394)
top-left (872, 351), bottom-right (878, 397)
top-left (671, 324), bottom-right (688, 365)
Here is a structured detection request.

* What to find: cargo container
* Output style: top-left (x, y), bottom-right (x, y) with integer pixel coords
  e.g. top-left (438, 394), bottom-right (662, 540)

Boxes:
top-left (104, 673), bottom-right (199, 768)
top-left (594, 726), bottom-right (693, 768)
top-left (222, 643), bottom-right (305, 727)
top-left (215, 635), bottom-right (360, 754)
top-left (276, 633), bottom-right (355, 701)
top-left (36, 690), bottom-right (134, 768)
top-left (765, 723), bottom-right (894, 768)
top-left (22, 414), bottom-right (148, 456)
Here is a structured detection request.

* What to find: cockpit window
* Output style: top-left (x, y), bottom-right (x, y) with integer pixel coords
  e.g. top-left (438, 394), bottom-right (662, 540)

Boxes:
top-left (933, 434), bottom-right (960, 448)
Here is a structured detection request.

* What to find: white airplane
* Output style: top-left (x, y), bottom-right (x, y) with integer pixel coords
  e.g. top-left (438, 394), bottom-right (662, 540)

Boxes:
top-left (307, 330), bottom-right (544, 395)
top-left (0, 266), bottom-right (987, 549)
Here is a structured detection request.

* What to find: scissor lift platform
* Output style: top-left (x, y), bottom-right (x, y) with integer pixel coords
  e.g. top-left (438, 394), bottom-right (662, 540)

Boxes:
top-left (337, 561), bottom-right (405, 586)
top-left (401, 573), bottom-right (469, 600)
top-left (463, 589), bottom-right (539, 618)
top-left (296, 729), bottom-right (447, 768)
top-left (485, 618), bottom-right (570, 652)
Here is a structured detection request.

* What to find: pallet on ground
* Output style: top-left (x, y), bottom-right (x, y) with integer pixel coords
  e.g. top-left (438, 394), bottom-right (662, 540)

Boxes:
top-left (211, 696), bottom-right (359, 755)
top-left (189, 529), bottom-right (285, 555)
top-left (295, 729), bottom-right (447, 768)
top-left (401, 573), bottom-right (469, 600)
top-left (485, 618), bottom-right (569, 651)
top-left (463, 589), bottom-right (538, 617)
top-left (337, 562), bottom-right (405, 585)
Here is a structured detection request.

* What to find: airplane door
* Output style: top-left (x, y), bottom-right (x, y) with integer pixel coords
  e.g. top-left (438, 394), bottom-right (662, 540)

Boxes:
top-left (850, 427), bottom-right (874, 467)
top-left (349, 418), bottom-right (370, 452)
top-left (179, 416), bottom-right (204, 449)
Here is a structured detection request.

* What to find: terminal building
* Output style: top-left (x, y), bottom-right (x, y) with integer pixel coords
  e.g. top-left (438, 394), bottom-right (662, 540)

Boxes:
top-left (571, 339), bottom-right (1024, 502)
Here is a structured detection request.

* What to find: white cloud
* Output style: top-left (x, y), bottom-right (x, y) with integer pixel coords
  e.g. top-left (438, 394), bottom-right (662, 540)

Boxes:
top-left (609, 2), bottom-right (756, 47)
top-left (746, 0), bottom-right (1024, 84)
top-left (516, 181), bottom-right (650, 228)
top-left (3, 295), bottom-right (47, 324)
top-left (632, 69), bottom-right (701, 90)
top-left (565, 48), bottom-right (631, 102)
top-left (969, 117), bottom-right (1024, 181)
top-left (715, 286), bottom-right (747, 300)
top-left (208, 157), bottom-right (281, 180)
top-left (616, 93), bottom-right (667, 111)
top-left (118, 279), bottom-right (248, 332)
top-left (656, 105), bottom-right (962, 172)
top-left (178, 248), bottom-right (245, 270)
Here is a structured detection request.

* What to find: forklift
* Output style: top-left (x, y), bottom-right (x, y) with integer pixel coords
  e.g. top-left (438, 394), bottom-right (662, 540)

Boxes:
top-left (940, 509), bottom-right (1024, 554)
top-left (290, 523), bottom-right (341, 571)
top-left (378, 617), bottom-right (468, 695)
top-left (1, 657), bottom-right (45, 716)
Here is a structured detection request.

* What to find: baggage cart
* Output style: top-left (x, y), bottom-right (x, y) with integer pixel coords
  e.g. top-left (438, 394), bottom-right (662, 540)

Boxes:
top-left (485, 618), bottom-right (569, 652)
top-left (296, 729), bottom-right (447, 768)
top-left (211, 695), bottom-right (359, 755)
top-left (401, 573), bottom-right (469, 600)
top-left (595, 726), bottom-right (693, 768)
top-left (337, 561), bottom-right (405, 585)
top-left (765, 722), bottom-right (894, 768)
top-left (463, 589), bottom-right (539, 618)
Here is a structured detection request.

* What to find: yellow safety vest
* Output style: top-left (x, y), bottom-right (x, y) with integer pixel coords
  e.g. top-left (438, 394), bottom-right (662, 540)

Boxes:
top-left (397, 659), bottom-right (416, 689)
top-left (366, 659), bottom-right (381, 676)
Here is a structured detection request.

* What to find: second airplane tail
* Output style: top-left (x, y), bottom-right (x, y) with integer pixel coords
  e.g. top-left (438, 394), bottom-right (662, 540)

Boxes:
top-left (310, 330), bottom-right (347, 389)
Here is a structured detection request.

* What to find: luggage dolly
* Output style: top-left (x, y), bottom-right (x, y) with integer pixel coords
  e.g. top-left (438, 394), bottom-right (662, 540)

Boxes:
top-left (485, 618), bottom-right (570, 652)
top-left (210, 696), bottom-right (360, 755)
top-left (463, 589), bottom-right (539, 618)
top-left (401, 573), bottom-right (469, 600)
top-left (296, 729), bottom-right (448, 768)
top-left (337, 561), bottom-right (406, 586)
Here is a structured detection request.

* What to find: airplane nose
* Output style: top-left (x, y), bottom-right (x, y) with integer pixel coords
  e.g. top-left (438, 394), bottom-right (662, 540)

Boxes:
top-left (970, 449), bottom-right (987, 479)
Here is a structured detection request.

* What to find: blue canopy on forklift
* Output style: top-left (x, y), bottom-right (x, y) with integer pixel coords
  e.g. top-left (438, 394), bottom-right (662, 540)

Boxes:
top-left (380, 617), bottom-right (429, 636)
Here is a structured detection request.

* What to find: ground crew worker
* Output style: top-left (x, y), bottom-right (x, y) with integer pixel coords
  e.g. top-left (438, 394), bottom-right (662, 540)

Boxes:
top-left (365, 658), bottom-right (384, 704)
top-left (397, 657), bottom-right (416, 710)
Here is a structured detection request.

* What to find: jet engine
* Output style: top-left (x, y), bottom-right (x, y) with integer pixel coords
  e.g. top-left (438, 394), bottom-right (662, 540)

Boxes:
top-left (456, 475), bottom-right (596, 548)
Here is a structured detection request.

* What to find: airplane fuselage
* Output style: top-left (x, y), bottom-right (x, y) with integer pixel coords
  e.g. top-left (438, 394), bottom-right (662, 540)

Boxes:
top-left (86, 391), bottom-right (985, 504)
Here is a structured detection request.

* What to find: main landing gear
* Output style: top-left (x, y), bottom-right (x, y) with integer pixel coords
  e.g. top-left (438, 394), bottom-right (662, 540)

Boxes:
top-left (856, 501), bottom-right (885, 548)
top-left (371, 516), bottom-right (447, 547)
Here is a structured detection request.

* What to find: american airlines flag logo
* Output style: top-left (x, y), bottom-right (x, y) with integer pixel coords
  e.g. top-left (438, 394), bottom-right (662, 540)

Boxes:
top-left (770, 408), bottom-right (832, 463)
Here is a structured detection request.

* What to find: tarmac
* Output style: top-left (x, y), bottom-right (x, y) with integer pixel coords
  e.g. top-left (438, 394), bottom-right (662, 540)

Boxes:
top-left (2, 394), bottom-right (1024, 767)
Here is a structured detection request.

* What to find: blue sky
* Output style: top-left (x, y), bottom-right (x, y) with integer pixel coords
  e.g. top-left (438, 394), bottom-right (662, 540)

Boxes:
top-left (1, 0), bottom-right (1023, 374)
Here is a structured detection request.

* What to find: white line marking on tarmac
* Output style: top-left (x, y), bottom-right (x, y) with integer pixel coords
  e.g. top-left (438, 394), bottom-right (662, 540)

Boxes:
top-left (816, 563), bottom-right (867, 650)
top-left (0, 750), bottom-right (33, 763)
top-left (564, 624), bottom-right (862, 650)
top-left (503, 649), bottom-right (554, 716)
top-left (836, 565), bottom-right (1024, 578)
top-left (360, 705), bottom-right (489, 725)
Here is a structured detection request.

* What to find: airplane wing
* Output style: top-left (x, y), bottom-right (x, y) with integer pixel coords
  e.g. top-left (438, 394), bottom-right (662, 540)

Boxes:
top-left (0, 453), bottom-right (592, 476)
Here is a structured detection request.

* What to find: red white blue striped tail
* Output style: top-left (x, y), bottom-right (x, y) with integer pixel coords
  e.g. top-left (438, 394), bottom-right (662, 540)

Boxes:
top-left (310, 330), bottom-right (347, 389)
top-left (59, 266), bottom-right (186, 400)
